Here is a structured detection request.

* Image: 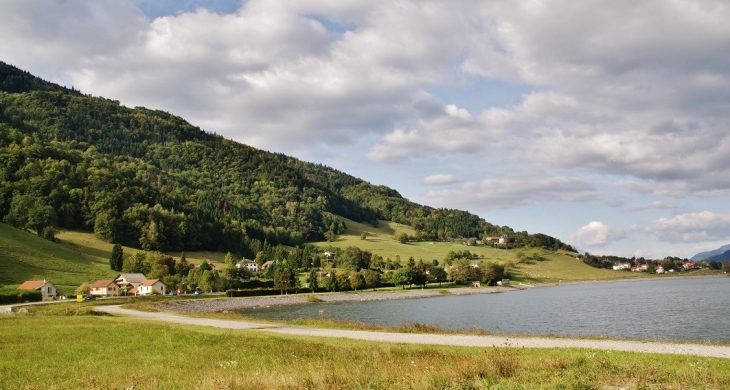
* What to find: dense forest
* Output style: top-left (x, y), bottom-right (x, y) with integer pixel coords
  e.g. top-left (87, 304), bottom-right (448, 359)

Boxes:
top-left (0, 61), bottom-right (575, 258)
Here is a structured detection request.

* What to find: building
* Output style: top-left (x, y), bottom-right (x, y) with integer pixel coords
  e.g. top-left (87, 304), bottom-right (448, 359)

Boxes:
top-left (114, 273), bottom-right (147, 292)
top-left (131, 279), bottom-right (166, 296)
top-left (236, 259), bottom-right (259, 273)
top-left (18, 280), bottom-right (59, 301)
top-left (89, 280), bottom-right (120, 297)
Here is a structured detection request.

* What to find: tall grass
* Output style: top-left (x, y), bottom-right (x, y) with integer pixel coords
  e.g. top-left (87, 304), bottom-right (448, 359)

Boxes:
top-left (2, 313), bottom-right (729, 389)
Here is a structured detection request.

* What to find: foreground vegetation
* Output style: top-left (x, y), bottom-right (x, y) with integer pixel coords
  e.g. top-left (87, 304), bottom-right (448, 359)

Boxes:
top-left (1, 312), bottom-right (729, 389)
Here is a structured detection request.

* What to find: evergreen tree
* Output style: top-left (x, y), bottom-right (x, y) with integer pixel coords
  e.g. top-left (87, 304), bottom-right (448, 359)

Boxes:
top-left (110, 243), bottom-right (123, 271)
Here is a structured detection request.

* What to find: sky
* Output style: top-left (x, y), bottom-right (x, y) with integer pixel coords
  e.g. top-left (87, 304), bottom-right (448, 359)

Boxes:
top-left (2, 0), bottom-right (730, 259)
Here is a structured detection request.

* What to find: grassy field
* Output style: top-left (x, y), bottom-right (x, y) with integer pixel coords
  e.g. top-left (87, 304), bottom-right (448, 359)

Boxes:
top-left (1, 311), bottom-right (729, 389)
top-left (0, 223), bottom-right (115, 292)
top-left (312, 218), bottom-right (662, 283)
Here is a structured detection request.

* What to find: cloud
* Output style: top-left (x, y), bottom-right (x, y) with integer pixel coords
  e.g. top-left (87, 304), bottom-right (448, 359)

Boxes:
top-left (411, 171), bottom-right (599, 210)
top-left (645, 211), bottom-right (730, 243)
top-left (570, 221), bottom-right (627, 249)
top-left (627, 202), bottom-right (680, 213)
top-left (422, 174), bottom-right (459, 186)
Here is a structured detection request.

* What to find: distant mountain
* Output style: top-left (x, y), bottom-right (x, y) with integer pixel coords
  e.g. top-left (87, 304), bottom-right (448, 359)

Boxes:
top-left (691, 244), bottom-right (730, 261)
top-left (0, 60), bottom-right (575, 258)
top-left (705, 250), bottom-right (730, 262)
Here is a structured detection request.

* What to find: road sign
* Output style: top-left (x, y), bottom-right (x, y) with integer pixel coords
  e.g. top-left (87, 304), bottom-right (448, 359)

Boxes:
top-left (76, 295), bottom-right (83, 302)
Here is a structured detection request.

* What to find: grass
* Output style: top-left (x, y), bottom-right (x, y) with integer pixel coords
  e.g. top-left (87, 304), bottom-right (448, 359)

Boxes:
top-left (313, 218), bottom-right (691, 283)
top-left (0, 223), bottom-right (115, 292)
top-left (2, 312), bottom-right (729, 389)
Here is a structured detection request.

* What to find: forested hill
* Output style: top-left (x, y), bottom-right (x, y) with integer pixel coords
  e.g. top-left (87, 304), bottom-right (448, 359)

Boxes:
top-left (0, 61), bottom-right (574, 257)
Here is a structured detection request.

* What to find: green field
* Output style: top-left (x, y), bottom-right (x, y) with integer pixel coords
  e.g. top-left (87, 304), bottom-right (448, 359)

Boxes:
top-left (0, 223), bottom-right (116, 292)
top-left (313, 218), bottom-right (660, 283)
top-left (1, 311), bottom-right (728, 389)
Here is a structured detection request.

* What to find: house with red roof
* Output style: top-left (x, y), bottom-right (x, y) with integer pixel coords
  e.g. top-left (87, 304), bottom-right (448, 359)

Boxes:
top-left (130, 279), bottom-right (166, 296)
top-left (89, 280), bottom-right (120, 297)
top-left (18, 280), bottom-right (59, 300)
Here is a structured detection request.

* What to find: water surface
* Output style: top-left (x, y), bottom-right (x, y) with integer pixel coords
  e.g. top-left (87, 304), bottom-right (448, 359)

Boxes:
top-left (239, 277), bottom-right (730, 342)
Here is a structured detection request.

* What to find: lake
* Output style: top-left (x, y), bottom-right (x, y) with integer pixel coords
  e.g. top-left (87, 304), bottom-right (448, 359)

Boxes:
top-left (239, 276), bottom-right (730, 342)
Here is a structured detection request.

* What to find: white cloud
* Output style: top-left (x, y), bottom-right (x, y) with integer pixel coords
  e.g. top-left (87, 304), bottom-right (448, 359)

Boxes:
top-left (422, 174), bottom-right (458, 186)
top-left (411, 171), bottom-right (598, 211)
top-left (3, 0), bottom-right (730, 258)
top-left (645, 211), bottom-right (730, 243)
top-left (570, 221), bottom-right (627, 249)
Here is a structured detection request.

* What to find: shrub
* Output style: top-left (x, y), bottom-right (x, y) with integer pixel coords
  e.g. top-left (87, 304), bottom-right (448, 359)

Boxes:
top-left (0, 290), bottom-right (43, 304)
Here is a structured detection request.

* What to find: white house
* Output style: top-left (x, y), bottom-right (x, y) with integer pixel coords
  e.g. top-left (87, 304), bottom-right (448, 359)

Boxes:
top-left (236, 259), bottom-right (259, 273)
top-left (612, 263), bottom-right (631, 271)
top-left (18, 280), bottom-right (59, 301)
top-left (89, 280), bottom-right (119, 297)
top-left (114, 273), bottom-right (147, 290)
top-left (133, 279), bottom-right (166, 296)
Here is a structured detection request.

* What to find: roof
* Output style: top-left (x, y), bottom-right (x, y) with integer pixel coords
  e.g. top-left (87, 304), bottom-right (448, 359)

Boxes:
top-left (18, 280), bottom-right (50, 290)
top-left (139, 279), bottom-right (164, 287)
top-left (115, 273), bottom-right (147, 283)
top-left (90, 280), bottom-right (117, 288)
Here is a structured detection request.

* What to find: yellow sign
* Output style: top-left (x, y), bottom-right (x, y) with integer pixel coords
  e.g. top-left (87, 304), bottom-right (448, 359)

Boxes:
top-left (76, 295), bottom-right (83, 302)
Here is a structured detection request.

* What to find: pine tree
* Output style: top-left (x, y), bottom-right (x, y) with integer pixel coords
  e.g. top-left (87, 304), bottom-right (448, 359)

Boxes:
top-left (110, 243), bottom-right (123, 271)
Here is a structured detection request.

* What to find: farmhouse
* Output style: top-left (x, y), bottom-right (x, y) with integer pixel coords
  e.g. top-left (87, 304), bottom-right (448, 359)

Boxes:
top-left (236, 259), bottom-right (259, 273)
top-left (131, 279), bottom-right (166, 296)
top-left (89, 280), bottom-right (120, 297)
top-left (18, 280), bottom-right (59, 301)
top-left (114, 273), bottom-right (147, 290)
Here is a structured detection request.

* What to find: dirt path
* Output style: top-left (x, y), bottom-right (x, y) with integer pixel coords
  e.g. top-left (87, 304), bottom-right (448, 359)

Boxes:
top-left (96, 305), bottom-right (730, 359)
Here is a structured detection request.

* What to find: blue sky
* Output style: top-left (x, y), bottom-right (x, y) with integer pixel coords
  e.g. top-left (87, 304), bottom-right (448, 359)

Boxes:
top-left (2, 0), bottom-right (730, 259)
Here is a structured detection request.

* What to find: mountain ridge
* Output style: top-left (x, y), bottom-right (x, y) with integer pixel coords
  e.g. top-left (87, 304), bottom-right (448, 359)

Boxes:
top-left (691, 244), bottom-right (730, 261)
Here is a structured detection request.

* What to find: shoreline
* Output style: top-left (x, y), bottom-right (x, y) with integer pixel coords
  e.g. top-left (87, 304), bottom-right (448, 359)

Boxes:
top-left (158, 285), bottom-right (520, 313)
top-left (158, 273), bottom-right (726, 314)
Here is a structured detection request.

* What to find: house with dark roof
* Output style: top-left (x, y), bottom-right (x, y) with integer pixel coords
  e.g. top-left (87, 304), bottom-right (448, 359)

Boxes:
top-left (18, 280), bottom-right (59, 300)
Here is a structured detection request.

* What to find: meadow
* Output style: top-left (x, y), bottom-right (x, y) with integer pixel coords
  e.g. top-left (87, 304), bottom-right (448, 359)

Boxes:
top-left (2, 309), bottom-right (730, 389)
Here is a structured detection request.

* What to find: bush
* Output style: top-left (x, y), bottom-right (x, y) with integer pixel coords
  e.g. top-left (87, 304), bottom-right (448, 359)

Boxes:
top-left (0, 290), bottom-right (43, 304)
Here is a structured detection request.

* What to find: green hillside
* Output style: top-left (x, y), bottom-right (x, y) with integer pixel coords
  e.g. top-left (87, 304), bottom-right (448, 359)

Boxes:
top-left (0, 223), bottom-right (115, 292)
top-left (0, 60), bottom-right (574, 262)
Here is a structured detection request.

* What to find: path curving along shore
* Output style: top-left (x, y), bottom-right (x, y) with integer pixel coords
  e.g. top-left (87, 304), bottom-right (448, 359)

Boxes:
top-left (96, 303), bottom-right (730, 359)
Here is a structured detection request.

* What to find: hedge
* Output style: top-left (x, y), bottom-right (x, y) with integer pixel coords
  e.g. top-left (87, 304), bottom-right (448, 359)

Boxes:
top-left (0, 290), bottom-right (43, 304)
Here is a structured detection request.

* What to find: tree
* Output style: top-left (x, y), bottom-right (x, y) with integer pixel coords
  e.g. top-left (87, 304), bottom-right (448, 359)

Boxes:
top-left (411, 259), bottom-right (428, 288)
top-left (449, 258), bottom-right (470, 284)
top-left (307, 269), bottom-right (319, 292)
top-left (361, 269), bottom-right (380, 290)
top-left (722, 261), bottom-right (730, 273)
top-left (274, 267), bottom-right (293, 294)
top-left (429, 266), bottom-right (448, 286)
top-left (391, 267), bottom-right (412, 289)
top-left (199, 259), bottom-right (212, 271)
top-left (110, 243), bottom-right (123, 271)
top-left (395, 232), bottom-right (408, 244)
top-left (349, 271), bottom-right (364, 291)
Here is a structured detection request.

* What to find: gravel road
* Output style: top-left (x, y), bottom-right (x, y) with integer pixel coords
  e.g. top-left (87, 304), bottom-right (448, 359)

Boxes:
top-left (96, 300), bottom-right (730, 359)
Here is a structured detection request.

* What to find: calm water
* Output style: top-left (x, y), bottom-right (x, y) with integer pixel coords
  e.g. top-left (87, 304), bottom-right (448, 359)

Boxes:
top-left (239, 276), bottom-right (730, 342)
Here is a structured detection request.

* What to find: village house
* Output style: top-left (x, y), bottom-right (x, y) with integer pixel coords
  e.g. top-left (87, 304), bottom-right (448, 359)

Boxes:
top-left (131, 279), bottom-right (166, 296)
top-left (89, 280), bottom-right (119, 297)
top-left (236, 259), bottom-right (259, 273)
top-left (631, 264), bottom-right (648, 272)
top-left (612, 263), bottom-right (631, 271)
top-left (260, 260), bottom-right (276, 271)
top-left (17, 280), bottom-right (60, 301)
top-left (114, 273), bottom-right (147, 292)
